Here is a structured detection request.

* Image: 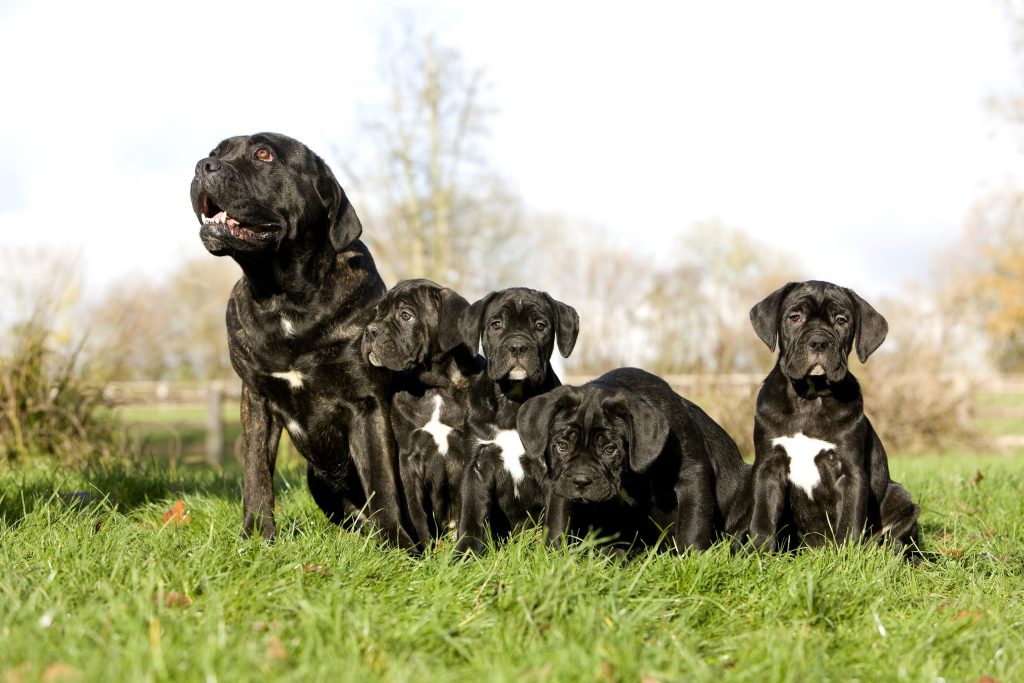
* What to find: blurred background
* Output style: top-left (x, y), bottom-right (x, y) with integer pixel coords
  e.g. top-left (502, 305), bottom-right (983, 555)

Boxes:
top-left (2, 0), bottom-right (1023, 468)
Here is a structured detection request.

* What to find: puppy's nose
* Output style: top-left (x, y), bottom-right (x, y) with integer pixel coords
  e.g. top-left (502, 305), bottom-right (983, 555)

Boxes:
top-left (508, 342), bottom-right (529, 358)
top-left (808, 338), bottom-right (832, 352)
top-left (196, 157), bottom-right (222, 176)
top-left (366, 324), bottom-right (380, 339)
top-left (571, 473), bottom-right (592, 490)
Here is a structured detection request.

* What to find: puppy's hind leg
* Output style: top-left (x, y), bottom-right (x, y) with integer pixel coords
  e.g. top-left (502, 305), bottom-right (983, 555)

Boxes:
top-left (874, 481), bottom-right (921, 560)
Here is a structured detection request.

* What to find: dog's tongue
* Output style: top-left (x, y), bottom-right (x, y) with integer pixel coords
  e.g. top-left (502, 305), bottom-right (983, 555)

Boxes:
top-left (809, 364), bottom-right (826, 376)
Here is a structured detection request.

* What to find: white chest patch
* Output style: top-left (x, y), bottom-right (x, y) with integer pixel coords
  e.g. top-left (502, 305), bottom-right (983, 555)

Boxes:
top-left (771, 433), bottom-right (836, 501)
top-left (286, 419), bottom-right (304, 437)
top-left (271, 369), bottom-right (305, 390)
top-left (281, 317), bottom-right (295, 337)
top-left (419, 395), bottom-right (453, 457)
top-left (479, 429), bottom-right (526, 497)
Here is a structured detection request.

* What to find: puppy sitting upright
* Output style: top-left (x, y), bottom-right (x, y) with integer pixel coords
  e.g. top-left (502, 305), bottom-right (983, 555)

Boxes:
top-left (454, 288), bottom-right (580, 554)
top-left (748, 280), bottom-right (919, 557)
top-left (361, 279), bottom-right (483, 546)
top-left (518, 368), bottom-right (751, 553)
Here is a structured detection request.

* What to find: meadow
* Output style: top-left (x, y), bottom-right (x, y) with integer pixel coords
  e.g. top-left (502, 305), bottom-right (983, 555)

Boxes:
top-left (1, 450), bottom-right (1022, 683)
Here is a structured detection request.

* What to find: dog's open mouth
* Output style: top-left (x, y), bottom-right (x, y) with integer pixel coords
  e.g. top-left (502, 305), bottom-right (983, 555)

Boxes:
top-left (809, 364), bottom-right (826, 376)
top-left (199, 194), bottom-right (277, 243)
top-left (368, 351), bottom-right (382, 367)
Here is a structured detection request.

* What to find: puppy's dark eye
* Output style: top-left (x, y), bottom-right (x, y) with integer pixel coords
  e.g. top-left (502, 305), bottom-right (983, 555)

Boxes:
top-left (489, 319), bottom-right (503, 331)
top-left (399, 310), bottom-right (415, 322)
top-left (602, 444), bottom-right (617, 456)
top-left (554, 440), bottom-right (569, 454)
top-left (255, 148), bottom-right (274, 162)
top-left (834, 315), bottom-right (849, 327)
top-left (535, 320), bottom-right (548, 331)
top-left (788, 313), bottom-right (803, 324)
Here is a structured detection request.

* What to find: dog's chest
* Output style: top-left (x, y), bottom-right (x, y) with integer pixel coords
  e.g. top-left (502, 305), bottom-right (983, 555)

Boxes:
top-left (416, 395), bottom-right (455, 457)
top-left (478, 426), bottom-right (527, 495)
top-left (771, 433), bottom-right (837, 501)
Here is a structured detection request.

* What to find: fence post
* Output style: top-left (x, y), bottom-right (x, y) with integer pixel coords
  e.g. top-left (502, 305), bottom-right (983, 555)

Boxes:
top-left (206, 382), bottom-right (224, 467)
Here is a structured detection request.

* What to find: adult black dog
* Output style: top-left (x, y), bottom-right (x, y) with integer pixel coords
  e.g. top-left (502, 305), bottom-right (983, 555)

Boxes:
top-left (747, 280), bottom-right (919, 557)
top-left (361, 279), bottom-right (484, 546)
top-left (454, 288), bottom-right (579, 554)
top-left (190, 132), bottom-right (413, 548)
top-left (517, 368), bottom-right (751, 553)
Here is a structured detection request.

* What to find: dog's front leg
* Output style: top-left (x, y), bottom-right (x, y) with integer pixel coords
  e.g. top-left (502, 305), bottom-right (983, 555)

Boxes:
top-left (240, 383), bottom-right (282, 541)
top-left (674, 459), bottom-right (715, 552)
top-left (455, 457), bottom-right (494, 555)
top-left (835, 464), bottom-right (869, 544)
top-left (544, 489), bottom-right (570, 550)
top-left (349, 400), bottom-right (417, 550)
top-left (749, 445), bottom-right (787, 551)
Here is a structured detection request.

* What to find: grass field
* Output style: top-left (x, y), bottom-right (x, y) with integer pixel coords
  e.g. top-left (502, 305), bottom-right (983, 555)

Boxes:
top-left (1, 453), bottom-right (1022, 683)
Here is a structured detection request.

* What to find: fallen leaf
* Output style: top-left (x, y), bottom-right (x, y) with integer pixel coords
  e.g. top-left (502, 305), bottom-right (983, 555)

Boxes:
top-left (41, 663), bottom-right (81, 683)
top-left (253, 620), bottom-right (282, 633)
top-left (642, 677), bottom-right (661, 683)
top-left (977, 676), bottom-right (1002, 683)
top-left (266, 636), bottom-right (288, 662)
top-left (295, 563), bottom-right (332, 577)
top-left (152, 591), bottom-right (192, 608)
top-left (939, 547), bottom-right (964, 558)
top-left (952, 610), bottom-right (983, 623)
top-left (598, 660), bottom-right (614, 682)
top-left (162, 500), bottom-right (191, 526)
top-left (970, 470), bottom-right (984, 485)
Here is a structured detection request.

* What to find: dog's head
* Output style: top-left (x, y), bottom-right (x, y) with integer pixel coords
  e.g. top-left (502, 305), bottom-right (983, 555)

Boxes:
top-left (190, 133), bottom-right (362, 258)
top-left (749, 280), bottom-right (888, 382)
top-left (517, 384), bottom-right (669, 503)
top-left (458, 288), bottom-right (579, 385)
top-left (361, 279), bottom-right (470, 372)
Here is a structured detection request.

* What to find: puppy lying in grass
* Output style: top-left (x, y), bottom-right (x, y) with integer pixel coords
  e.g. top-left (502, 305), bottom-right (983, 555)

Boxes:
top-left (518, 367), bottom-right (751, 553)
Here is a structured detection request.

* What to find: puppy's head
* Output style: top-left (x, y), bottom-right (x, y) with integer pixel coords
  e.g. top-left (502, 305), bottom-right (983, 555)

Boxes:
top-left (749, 280), bottom-right (888, 382)
top-left (190, 133), bottom-right (362, 258)
top-left (458, 288), bottom-right (579, 385)
top-left (362, 279), bottom-right (470, 372)
top-left (517, 385), bottom-right (669, 503)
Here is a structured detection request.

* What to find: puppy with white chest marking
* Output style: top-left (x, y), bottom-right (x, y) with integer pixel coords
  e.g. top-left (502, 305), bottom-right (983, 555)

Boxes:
top-left (747, 280), bottom-right (920, 558)
top-left (518, 368), bottom-right (752, 553)
top-left (361, 279), bottom-right (484, 547)
top-left (454, 287), bottom-right (580, 554)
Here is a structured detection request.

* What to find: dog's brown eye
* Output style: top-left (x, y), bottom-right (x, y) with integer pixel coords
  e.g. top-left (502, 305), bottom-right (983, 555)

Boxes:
top-left (835, 315), bottom-right (849, 327)
top-left (399, 310), bottom-right (415, 322)
top-left (489, 319), bottom-right (503, 331)
top-left (255, 148), bottom-right (274, 162)
top-left (603, 444), bottom-right (617, 456)
top-left (535, 320), bottom-right (548, 331)
top-left (788, 313), bottom-right (803, 324)
top-left (554, 440), bottom-right (569, 454)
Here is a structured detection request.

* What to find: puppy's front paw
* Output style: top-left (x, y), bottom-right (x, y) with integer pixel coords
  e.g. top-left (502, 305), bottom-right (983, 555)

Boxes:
top-left (454, 535), bottom-right (487, 556)
top-left (241, 512), bottom-right (277, 543)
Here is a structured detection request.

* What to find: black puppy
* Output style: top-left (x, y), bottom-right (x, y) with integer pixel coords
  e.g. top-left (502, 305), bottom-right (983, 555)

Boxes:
top-left (454, 288), bottom-right (580, 554)
top-left (361, 279), bottom-right (484, 546)
top-left (190, 132), bottom-right (413, 548)
top-left (747, 280), bottom-right (919, 556)
top-left (518, 368), bottom-right (751, 553)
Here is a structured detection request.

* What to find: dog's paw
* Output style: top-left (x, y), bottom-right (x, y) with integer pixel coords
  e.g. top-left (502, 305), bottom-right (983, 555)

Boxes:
top-left (241, 513), bottom-right (277, 543)
top-left (454, 535), bottom-right (486, 556)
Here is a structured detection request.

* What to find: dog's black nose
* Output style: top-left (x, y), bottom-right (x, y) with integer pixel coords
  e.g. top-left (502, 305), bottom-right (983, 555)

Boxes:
top-left (571, 473), bottom-right (592, 490)
top-left (196, 157), bottom-right (222, 176)
top-left (508, 342), bottom-right (529, 358)
top-left (808, 337), bottom-right (832, 352)
top-left (366, 324), bottom-right (380, 339)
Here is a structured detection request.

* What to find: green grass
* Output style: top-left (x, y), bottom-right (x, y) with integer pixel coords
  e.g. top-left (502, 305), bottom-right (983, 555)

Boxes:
top-left (2, 455), bottom-right (1022, 683)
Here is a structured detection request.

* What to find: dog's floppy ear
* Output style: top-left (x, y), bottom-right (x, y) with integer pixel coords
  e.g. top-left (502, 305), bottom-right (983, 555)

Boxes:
top-left (315, 159), bottom-right (363, 250)
top-left (517, 386), bottom-right (574, 462)
top-left (749, 282), bottom-right (796, 353)
top-left (457, 292), bottom-right (495, 355)
top-left (611, 393), bottom-right (670, 474)
top-left (435, 286), bottom-right (472, 353)
top-left (544, 294), bottom-right (580, 358)
top-left (846, 288), bottom-right (888, 363)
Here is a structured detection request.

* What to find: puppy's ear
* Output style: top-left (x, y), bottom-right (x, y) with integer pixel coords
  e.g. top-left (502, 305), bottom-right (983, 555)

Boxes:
top-left (315, 159), bottom-right (363, 250)
top-left (615, 394), bottom-right (670, 474)
top-left (457, 292), bottom-right (495, 356)
top-left (544, 294), bottom-right (580, 358)
top-left (517, 387), bottom-right (573, 462)
top-left (435, 287), bottom-right (471, 353)
top-left (749, 283), bottom-right (796, 352)
top-left (846, 288), bottom-right (888, 362)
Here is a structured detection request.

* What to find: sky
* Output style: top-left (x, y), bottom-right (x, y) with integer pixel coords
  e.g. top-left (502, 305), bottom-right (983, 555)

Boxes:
top-left (1, 0), bottom-right (1021, 300)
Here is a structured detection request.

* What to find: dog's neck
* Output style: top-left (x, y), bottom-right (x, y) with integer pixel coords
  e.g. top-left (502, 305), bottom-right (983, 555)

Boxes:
top-left (403, 346), bottom-right (477, 391)
top-left (234, 237), bottom-right (344, 301)
top-left (785, 368), bottom-right (860, 402)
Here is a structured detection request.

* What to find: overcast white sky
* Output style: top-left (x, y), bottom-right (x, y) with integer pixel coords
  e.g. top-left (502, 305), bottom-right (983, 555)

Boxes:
top-left (1, 0), bottom-right (1021, 300)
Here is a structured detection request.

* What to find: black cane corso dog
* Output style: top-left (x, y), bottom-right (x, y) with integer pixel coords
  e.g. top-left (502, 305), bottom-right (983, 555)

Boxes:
top-left (517, 368), bottom-right (751, 553)
top-left (190, 132), bottom-right (413, 548)
top-left (361, 279), bottom-right (484, 547)
top-left (454, 288), bottom-right (580, 554)
top-left (747, 280), bottom-right (920, 557)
